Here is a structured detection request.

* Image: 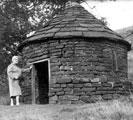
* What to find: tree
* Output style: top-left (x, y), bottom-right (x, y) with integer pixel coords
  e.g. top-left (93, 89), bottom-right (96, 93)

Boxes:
top-left (0, 0), bottom-right (85, 54)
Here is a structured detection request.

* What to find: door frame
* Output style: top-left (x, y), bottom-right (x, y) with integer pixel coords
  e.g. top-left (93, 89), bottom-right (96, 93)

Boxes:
top-left (30, 59), bottom-right (50, 104)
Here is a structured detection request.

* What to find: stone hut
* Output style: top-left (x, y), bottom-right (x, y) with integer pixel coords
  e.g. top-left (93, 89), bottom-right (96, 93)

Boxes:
top-left (18, 2), bottom-right (132, 104)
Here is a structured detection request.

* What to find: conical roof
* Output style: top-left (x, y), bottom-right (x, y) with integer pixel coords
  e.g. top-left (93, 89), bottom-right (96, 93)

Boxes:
top-left (18, 3), bottom-right (131, 50)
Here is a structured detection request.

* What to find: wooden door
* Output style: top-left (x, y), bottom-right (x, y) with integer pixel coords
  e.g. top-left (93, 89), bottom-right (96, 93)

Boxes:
top-left (31, 65), bottom-right (36, 104)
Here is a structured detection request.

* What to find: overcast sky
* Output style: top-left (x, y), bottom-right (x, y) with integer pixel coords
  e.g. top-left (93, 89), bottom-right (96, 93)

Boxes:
top-left (82, 1), bottom-right (133, 30)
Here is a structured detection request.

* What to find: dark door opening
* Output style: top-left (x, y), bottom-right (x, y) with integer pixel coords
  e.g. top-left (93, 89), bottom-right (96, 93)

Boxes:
top-left (34, 60), bottom-right (49, 104)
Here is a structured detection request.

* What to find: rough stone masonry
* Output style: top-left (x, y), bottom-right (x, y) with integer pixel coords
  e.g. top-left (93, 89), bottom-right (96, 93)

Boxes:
top-left (18, 3), bottom-right (132, 104)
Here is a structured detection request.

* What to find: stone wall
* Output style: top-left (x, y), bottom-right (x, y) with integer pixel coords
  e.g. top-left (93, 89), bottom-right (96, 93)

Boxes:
top-left (21, 38), bottom-right (132, 104)
top-left (20, 72), bottom-right (32, 104)
top-left (0, 73), bottom-right (9, 95)
top-left (49, 79), bottom-right (133, 104)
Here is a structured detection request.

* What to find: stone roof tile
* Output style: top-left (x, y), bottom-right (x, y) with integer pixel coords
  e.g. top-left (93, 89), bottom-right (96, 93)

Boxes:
top-left (55, 32), bottom-right (72, 37)
top-left (45, 28), bottom-right (61, 33)
top-left (75, 27), bottom-right (88, 31)
top-left (28, 32), bottom-right (55, 41)
top-left (54, 24), bottom-right (66, 28)
top-left (18, 4), bottom-right (131, 50)
top-left (83, 31), bottom-right (121, 40)
top-left (60, 27), bottom-right (76, 32)
top-left (55, 31), bottom-right (83, 38)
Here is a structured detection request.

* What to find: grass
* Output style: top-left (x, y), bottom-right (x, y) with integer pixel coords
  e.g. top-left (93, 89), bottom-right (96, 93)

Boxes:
top-left (0, 93), bottom-right (10, 105)
top-left (57, 99), bottom-right (133, 120)
top-left (0, 96), bottom-right (133, 120)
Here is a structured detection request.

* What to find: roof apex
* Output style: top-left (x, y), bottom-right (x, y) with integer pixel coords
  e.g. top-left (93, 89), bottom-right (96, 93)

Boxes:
top-left (65, 1), bottom-right (80, 8)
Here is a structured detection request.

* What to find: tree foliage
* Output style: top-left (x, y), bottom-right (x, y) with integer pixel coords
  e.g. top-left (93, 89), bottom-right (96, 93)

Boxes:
top-left (0, 0), bottom-right (85, 54)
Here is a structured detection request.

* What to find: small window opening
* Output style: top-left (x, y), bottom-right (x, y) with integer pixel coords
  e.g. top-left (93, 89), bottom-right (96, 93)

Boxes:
top-left (112, 50), bottom-right (118, 71)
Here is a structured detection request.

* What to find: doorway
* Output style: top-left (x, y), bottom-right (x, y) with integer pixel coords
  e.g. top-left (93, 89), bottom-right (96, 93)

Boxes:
top-left (34, 60), bottom-right (49, 104)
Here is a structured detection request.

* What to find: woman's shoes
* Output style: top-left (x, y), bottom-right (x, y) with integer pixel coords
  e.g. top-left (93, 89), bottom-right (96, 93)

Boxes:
top-left (10, 103), bottom-right (14, 106)
top-left (16, 103), bottom-right (20, 106)
top-left (10, 103), bottom-right (20, 106)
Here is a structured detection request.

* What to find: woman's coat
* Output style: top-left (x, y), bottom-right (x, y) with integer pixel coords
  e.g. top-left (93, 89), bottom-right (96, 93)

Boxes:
top-left (7, 63), bottom-right (22, 97)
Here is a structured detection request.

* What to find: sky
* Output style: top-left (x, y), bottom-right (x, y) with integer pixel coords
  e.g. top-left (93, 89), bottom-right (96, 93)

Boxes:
top-left (82, 1), bottom-right (133, 30)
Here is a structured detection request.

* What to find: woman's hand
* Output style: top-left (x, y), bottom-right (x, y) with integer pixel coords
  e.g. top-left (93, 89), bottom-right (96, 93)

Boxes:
top-left (14, 76), bottom-right (19, 80)
top-left (30, 64), bottom-right (34, 69)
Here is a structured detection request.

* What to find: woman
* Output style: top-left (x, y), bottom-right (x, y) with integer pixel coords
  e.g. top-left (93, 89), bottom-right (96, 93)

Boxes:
top-left (7, 56), bottom-right (32, 106)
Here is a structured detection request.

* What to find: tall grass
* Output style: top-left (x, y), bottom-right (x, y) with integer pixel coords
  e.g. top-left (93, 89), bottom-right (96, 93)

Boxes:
top-left (57, 96), bottom-right (133, 120)
top-left (0, 96), bottom-right (133, 120)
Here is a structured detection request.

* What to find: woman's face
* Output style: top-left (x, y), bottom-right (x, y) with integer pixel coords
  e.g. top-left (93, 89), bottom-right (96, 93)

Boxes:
top-left (12, 57), bottom-right (19, 64)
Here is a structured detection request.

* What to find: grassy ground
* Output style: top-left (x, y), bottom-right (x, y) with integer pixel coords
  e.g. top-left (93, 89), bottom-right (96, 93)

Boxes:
top-left (0, 97), bottom-right (133, 120)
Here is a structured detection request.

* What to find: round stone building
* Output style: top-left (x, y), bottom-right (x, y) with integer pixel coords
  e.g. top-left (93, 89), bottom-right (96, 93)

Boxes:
top-left (18, 3), bottom-right (132, 104)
